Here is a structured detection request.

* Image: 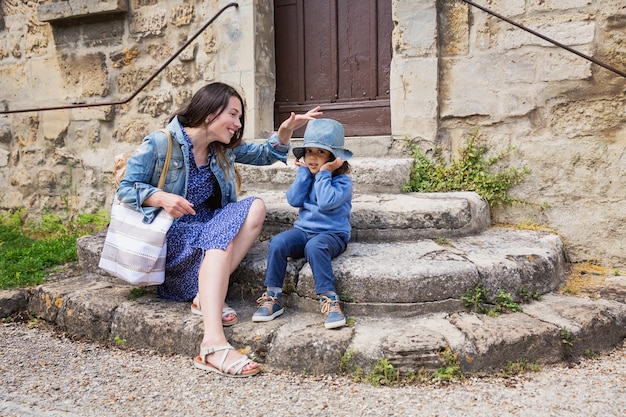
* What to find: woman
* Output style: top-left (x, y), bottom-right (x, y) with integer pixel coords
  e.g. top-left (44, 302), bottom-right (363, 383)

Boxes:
top-left (117, 82), bottom-right (321, 377)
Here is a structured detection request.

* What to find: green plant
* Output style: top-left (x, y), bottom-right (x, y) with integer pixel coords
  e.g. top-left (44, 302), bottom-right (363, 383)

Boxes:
top-left (560, 327), bottom-right (574, 358)
top-left (402, 129), bottom-right (530, 208)
top-left (493, 290), bottom-right (523, 314)
top-left (584, 348), bottom-right (599, 359)
top-left (497, 359), bottom-right (541, 378)
top-left (114, 335), bottom-right (126, 346)
top-left (339, 349), bottom-right (358, 374)
top-left (339, 290), bottom-right (354, 303)
top-left (463, 284), bottom-right (532, 317)
top-left (414, 368), bottom-right (433, 384)
top-left (27, 316), bottom-right (42, 328)
top-left (128, 287), bottom-right (153, 301)
top-left (433, 346), bottom-right (464, 381)
top-left (0, 208), bottom-right (109, 289)
top-left (461, 284), bottom-right (490, 314)
top-left (520, 287), bottom-right (542, 303)
top-left (365, 358), bottom-right (399, 386)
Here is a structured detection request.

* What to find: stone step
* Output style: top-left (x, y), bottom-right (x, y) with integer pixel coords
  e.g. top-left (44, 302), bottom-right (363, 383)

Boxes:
top-left (5, 276), bottom-right (625, 376)
top-left (78, 226), bottom-right (567, 315)
top-left (229, 227), bottom-right (568, 314)
top-left (237, 157), bottom-right (414, 195)
top-left (242, 190), bottom-right (491, 242)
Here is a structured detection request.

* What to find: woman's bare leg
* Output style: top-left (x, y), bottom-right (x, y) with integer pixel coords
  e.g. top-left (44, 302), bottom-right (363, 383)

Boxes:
top-left (225, 199), bottom-right (266, 273)
top-left (196, 199), bottom-right (265, 373)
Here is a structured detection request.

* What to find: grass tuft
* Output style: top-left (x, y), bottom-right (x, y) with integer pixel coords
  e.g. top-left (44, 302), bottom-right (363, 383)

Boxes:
top-left (0, 208), bottom-right (109, 289)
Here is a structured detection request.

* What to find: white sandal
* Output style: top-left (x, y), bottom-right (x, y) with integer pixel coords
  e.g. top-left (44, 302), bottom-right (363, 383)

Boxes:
top-left (190, 300), bottom-right (238, 326)
top-left (194, 344), bottom-right (260, 377)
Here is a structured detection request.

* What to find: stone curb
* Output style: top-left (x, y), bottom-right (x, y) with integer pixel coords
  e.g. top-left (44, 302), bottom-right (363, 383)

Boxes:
top-left (2, 277), bottom-right (625, 376)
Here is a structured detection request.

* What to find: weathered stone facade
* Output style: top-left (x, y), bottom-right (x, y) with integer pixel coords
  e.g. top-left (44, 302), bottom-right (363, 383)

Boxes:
top-left (0, 0), bottom-right (625, 268)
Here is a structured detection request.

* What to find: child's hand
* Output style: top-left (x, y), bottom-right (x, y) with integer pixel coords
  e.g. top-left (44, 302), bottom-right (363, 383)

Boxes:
top-left (321, 158), bottom-right (344, 172)
top-left (277, 106), bottom-right (323, 144)
top-left (294, 158), bottom-right (305, 167)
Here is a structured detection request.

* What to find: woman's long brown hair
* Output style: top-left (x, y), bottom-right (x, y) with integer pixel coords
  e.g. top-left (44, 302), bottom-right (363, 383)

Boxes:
top-left (169, 82), bottom-right (245, 179)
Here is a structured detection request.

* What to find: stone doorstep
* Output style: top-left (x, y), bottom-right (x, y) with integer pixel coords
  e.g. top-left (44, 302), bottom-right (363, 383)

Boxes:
top-left (5, 279), bottom-right (626, 376)
top-left (237, 157), bottom-right (414, 195)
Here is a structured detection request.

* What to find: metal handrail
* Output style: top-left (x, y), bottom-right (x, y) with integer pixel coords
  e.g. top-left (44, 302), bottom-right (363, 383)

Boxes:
top-left (0, 2), bottom-right (239, 115)
top-left (461, 0), bottom-right (626, 79)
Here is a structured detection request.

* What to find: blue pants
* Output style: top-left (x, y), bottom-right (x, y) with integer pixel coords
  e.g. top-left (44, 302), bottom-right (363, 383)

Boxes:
top-left (264, 228), bottom-right (349, 295)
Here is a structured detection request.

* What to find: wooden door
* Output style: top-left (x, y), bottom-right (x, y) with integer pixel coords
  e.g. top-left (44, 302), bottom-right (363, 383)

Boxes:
top-left (274, 0), bottom-right (392, 136)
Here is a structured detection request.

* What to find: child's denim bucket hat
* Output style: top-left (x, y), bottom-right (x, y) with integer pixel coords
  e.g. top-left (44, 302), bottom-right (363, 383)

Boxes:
top-left (293, 118), bottom-right (353, 161)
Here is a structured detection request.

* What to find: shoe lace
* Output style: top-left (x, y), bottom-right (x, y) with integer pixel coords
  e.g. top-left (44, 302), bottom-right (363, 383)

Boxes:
top-left (256, 292), bottom-right (279, 309)
top-left (320, 296), bottom-right (342, 315)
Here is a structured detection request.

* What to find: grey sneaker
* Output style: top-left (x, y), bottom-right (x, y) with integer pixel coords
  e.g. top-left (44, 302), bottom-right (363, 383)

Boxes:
top-left (320, 294), bottom-right (346, 329)
top-left (252, 291), bottom-right (284, 322)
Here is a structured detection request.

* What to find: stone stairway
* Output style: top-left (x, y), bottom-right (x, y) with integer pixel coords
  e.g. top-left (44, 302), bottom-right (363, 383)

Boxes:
top-left (227, 138), bottom-right (567, 316)
top-left (5, 136), bottom-right (625, 377)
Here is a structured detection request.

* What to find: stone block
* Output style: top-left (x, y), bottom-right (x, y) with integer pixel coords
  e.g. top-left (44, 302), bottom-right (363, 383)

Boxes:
top-left (527, 0), bottom-right (597, 13)
top-left (110, 296), bottom-right (201, 356)
top-left (0, 290), bottom-right (30, 319)
top-left (129, 9), bottom-right (167, 39)
top-left (449, 312), bottom-right (561, 372)
top-left (0, 148), bottom-right (9, 167)
top-left (0, 191), bottom-right (24, 209)
top-left (480, 0), bottom-right (525, 16)
top-left (440, 0), bottom-right (469, 55)
top-left (501, 20), bottom-right (595, 50)
top-left (0, 63), bottom-right (29, 102)
top-left (440, 55), bottom-right (538, 119)
top-left (83, 19), bottom-right (125, 47)
top-left (38, 0), bottom-right (129, 23)
top-left (28, 275), bottom-right (128, 340)
top-left (170, 3), bottom-right (194, 27)
top-left (42, 110), bottom-right (70, 141)
top-left (390, 57), bottom-right (438, 140)
top-left (393, 0), bottom-right (437, 56)
top-left (534, 295), bottom-right (626, 358)
top-left (265, 313), bottom-right (354, 374)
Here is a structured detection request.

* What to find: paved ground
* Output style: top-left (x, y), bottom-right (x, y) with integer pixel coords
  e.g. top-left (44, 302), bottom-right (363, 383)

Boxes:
top-left (0, 319), bottom-right (624, 417)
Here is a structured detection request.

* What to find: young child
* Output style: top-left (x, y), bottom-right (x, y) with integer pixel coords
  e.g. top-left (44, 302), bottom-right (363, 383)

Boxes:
top-left (253, 118), bottom-right (353, 329)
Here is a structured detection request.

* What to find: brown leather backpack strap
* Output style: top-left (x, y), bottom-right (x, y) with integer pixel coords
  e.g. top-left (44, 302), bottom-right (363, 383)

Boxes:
top-left (157, 129), bottom-right (173, 189)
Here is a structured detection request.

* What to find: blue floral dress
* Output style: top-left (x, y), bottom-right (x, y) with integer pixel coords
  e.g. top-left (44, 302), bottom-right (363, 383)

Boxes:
top-left (157, 132), bottom-right (255, 301)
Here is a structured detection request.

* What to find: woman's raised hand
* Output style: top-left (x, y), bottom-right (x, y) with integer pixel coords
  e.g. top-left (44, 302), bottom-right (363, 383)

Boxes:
top-left (284, 106), bottom-right (323, 132)
top-left (277, 106), bottom-right (323, 144)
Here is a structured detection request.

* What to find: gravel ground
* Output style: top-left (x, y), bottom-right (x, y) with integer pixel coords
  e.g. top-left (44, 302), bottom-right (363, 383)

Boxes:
top-left (0, 321), bottom-right (624, 417)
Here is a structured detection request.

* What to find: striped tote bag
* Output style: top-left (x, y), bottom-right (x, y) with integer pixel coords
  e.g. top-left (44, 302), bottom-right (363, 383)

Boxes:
top-left (98, 129), bottom-right (174, 285)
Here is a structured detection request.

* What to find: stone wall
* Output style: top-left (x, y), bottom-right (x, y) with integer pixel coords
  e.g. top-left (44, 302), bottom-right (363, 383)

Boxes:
top-left (0, 0), bottom-right (269, 216)
top-left (391, 0), bottom-right (626, 268)
top-left (0, 0), bottom-right (625, 268)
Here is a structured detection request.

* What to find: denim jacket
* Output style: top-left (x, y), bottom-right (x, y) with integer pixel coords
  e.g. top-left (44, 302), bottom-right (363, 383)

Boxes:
top-left (117, 116), bottom-right (290, 223)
